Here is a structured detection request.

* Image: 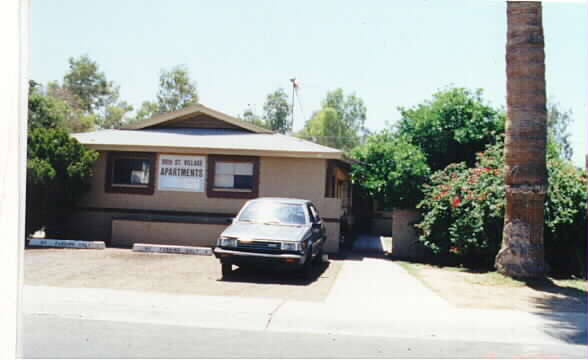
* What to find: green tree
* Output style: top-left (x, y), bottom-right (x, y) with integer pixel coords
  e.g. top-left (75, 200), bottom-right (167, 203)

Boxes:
top-left (98, 101), bottom-right (134, 129)
top-left (62, 55), bottom-right (119, 114)
top-left (547, 101), bottom-right (573, 161)
top-left (298, 108), bottom-right (357, 151)
top-left (29, 80), bottom-right (96, 133)
top-left (396, 87), bottom-right (504, 171)
top-left (240, 107), bottom-right (268, 129)
top-left (44, 55), bottom-right (134, 131)
top-left (28, 81), bottom-right (71, 130)
top-left (156, 65), bottom-right (199, 114)
top-left (26, 127), bottom-right (99, 238)
top-left (322, 88), bottom-right (367, 138)
top-left (350, 130), bottom-right (430, 208)
top-left (262, 88), bottom-right (290, 133)
top-left (132, 101), bottom-right (159, 124)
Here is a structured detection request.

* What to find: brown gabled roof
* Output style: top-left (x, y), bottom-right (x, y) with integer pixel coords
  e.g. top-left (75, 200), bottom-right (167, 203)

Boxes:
top-left (122, 103), bottom-right (273, 134)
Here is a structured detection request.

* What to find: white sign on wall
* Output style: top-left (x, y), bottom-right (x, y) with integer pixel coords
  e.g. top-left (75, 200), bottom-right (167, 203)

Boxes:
top-left (158, 155), bottom-right (206, 192)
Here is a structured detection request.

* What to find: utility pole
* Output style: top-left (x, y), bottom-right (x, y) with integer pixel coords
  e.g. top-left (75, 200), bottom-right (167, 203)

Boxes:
top-left (289, 77), bottom-right (297, 131)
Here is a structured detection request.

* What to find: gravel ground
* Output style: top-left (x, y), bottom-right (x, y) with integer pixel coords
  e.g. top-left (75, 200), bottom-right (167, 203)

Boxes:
top-left (23, 248), bottom-right (342, 302)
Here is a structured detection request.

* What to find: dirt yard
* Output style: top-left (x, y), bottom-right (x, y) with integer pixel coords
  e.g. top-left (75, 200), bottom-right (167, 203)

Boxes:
top-left (398, 261), bottom-right (587, 313)
top-left (24, 248), bottom-right (342, 302)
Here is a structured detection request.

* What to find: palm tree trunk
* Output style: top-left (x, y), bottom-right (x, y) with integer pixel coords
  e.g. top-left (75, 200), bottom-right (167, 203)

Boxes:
top-left (495, 1), bottom-right (548, 278)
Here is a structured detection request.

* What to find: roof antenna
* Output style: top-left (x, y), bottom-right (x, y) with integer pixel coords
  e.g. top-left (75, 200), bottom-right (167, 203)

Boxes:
top-left (289, 77), bottom-right (298, 132)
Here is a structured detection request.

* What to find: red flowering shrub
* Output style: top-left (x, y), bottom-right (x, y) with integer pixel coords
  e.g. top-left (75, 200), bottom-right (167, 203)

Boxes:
top-left (415, 141), bottom-right (587, 276)
top-left (415, 143), bottom-right (504, 267)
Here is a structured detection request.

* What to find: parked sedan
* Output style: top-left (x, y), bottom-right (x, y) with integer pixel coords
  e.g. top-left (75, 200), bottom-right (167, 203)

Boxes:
top-left (213, 197), bottom-right (326, 280)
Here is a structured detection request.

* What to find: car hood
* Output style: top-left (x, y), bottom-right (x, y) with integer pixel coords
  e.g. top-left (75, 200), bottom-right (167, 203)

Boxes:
top-left (221, 222), bottom-right (309, 242)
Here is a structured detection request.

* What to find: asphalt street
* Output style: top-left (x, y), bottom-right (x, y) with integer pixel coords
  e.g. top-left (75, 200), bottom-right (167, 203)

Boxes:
top-left (20, 315), bottom-right (587, 359)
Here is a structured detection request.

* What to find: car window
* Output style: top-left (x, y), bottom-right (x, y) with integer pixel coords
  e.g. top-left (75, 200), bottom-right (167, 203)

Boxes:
top-left (238, 201), bottom-right (307, 225)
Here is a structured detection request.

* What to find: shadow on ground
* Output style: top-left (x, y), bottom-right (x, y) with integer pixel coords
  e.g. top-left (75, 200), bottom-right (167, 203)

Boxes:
top-left (340, 232), bottom-right (391, 261)
top-left (526, 278), bottom-right (587, 345)
top-left (219, 260), bottom-right (331, 286)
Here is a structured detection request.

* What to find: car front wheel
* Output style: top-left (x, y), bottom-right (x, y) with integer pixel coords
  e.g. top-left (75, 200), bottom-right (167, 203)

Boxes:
top-left (314, 247), bottom-right (324, 264)
top-left (302, 255), bottom-right (313, 280)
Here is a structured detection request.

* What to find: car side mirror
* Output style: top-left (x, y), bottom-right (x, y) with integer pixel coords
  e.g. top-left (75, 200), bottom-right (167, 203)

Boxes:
top-left (226, 217), bottom-right (234, 224)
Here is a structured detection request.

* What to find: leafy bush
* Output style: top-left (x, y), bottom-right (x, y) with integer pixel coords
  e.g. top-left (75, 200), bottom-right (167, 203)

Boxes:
top-left (350, 131), bottom-right (430, 208)
top-left (544, 159), bottom-right (587, 277)
top-left (26, 127), bottom-right (99, 237)
top-left (416, 142), bottom-right (587, 277)
top-left (396, 87), bottom-right (505, 171)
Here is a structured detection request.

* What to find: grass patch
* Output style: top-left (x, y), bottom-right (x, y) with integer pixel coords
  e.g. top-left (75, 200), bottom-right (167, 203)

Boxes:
top-left (397, 260), bottom-right (586, 291)
top-left (397, 260), bottom-right (526, 288)
top-left (395, 260), bottom-right (426, 278)
top-left (460, 270), bottom-right (526, 287)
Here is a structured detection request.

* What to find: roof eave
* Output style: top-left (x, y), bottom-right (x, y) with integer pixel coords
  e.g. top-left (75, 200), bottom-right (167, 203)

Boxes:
top-left (79, 143), bottom-right (344, 160)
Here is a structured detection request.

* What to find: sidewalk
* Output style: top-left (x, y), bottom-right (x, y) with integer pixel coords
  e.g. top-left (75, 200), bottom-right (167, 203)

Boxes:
top-left (22, 258), bottom-right (586, 347)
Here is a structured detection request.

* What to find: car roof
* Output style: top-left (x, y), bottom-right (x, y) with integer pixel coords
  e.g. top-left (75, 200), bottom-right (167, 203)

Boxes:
top-left (249, 197), bottom-right (311, 205)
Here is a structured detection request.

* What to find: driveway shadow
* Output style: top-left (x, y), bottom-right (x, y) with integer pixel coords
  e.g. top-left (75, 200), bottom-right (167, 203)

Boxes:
top-left (525, 278), bottom-right (587, 345)
top-left (219, 260), bottom-right (331, 286)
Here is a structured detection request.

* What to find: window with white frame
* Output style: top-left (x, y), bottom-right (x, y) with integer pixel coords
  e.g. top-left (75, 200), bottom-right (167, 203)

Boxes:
top-left (214, 161), bottom-right (254, 191)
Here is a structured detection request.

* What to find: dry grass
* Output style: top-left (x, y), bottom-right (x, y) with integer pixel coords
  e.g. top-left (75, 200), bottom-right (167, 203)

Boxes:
top-left (396, 260), bottom-right (587, 313)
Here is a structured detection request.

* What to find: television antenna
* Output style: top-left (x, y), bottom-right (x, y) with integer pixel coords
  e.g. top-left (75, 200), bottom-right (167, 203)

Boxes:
top-left (289, 77), bottom-right (299, 131)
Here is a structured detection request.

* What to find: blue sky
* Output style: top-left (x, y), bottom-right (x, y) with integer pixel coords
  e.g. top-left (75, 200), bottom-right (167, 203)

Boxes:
top-left (30, 0), bottom-right (586, 166)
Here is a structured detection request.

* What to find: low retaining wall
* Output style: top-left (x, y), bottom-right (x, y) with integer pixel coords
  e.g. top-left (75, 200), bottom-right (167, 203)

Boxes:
top-left (111, 219), bottom-right (226, 248)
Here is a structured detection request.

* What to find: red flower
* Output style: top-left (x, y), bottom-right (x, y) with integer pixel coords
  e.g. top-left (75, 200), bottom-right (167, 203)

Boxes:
top-left (451, 196), bottom-right (461, 208)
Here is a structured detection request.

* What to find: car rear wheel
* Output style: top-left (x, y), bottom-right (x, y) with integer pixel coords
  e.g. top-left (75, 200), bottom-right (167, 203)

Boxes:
top-left (221, 263), bottom-right (232, 278)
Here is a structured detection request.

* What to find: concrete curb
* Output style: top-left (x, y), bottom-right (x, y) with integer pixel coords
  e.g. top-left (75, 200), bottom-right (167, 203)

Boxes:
top-left (132, 243), bottom-right (212, 256)
top-left (28, 239), bottom-right (105, 249)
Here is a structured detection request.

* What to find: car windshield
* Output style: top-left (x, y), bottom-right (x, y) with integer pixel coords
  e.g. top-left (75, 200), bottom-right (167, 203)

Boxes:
top-left (237, 201), bottom-right (307, 225)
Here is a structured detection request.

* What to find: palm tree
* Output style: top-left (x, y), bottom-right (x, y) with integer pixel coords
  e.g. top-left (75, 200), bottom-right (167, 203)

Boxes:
top-left (495, 1), bottom-right (548, 278)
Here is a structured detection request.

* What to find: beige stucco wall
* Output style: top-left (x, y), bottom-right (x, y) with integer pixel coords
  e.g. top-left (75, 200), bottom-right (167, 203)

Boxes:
top-left (78, 152), bottom-right (247, 214)
top-left (391, 209), bottom-right (425, 259)
top-left (111, 219), bottom-right (226, 248)
top-left (71, 152), bottom-right (341, 253)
